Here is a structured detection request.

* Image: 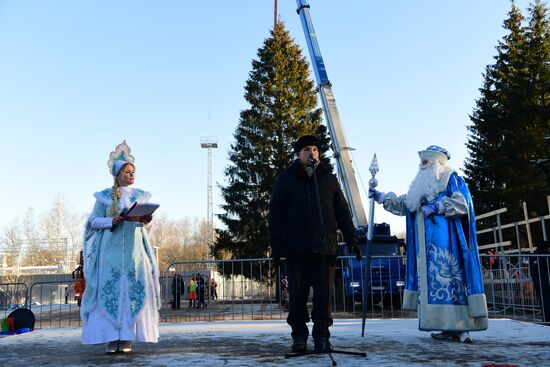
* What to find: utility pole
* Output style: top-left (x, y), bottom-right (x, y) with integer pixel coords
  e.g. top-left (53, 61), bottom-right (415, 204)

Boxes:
top-left (200, 136), bottom-right (218, 260)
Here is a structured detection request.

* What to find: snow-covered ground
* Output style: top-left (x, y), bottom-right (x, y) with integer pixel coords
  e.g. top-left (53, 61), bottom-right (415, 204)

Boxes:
top-left (0, 318), bottom-right (548, 366)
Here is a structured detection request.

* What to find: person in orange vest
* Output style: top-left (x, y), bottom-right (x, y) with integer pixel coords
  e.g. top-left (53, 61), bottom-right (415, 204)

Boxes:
top-left (74, 276), bottom-right (86, 307)
top-left (72, 261), bottom-right (86, 307)
top-left (188, 276), bottom-right (197, 308)
top-left (485, 250), bottom-right (496, 270)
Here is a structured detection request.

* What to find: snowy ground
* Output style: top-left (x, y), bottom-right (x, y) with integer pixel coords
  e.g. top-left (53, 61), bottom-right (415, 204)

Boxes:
top-left (0, 318), bottom-right (548, 366)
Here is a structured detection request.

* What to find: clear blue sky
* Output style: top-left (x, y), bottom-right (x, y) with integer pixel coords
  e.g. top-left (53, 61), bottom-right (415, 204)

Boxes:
top-left (0, 0), bottom-right (535, 234)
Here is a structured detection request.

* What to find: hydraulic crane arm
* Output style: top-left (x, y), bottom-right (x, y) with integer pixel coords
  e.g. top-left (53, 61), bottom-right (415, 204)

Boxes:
top-left (296, 0), bottom-right (368, 227)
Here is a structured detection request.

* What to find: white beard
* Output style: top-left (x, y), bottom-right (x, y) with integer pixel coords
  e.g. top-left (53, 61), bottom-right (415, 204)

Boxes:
top-left (405, 161), bottom-right (446, 212)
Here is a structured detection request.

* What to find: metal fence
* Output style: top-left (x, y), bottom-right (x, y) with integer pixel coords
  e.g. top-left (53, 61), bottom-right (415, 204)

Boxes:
top-left (482, 253), bottom-right (549, 322)
top-left (27, 280), bottom-right (82, 328)
top-left (161, 259), bottom-right (283, 322)
top-left (475, 197), bottom-right (550, 254)
top-left (2, 254), bottom-right (547, 328)
top-left (0, 283), bottom-right (27, 317)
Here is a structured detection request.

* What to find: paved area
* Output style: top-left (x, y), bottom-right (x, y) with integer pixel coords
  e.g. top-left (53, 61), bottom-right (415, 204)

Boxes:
top-left (0, 319), bottom-right (548, 366)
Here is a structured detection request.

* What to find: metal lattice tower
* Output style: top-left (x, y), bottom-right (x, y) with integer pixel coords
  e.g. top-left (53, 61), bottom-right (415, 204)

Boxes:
top-left (200, 136), bottom-right (218, 258)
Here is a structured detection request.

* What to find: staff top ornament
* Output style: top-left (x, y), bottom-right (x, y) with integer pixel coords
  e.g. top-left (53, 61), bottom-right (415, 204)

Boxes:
top-left (369, 154), bottom-right (379, 189)
top-left (107, 140), bottom-right (135, 177)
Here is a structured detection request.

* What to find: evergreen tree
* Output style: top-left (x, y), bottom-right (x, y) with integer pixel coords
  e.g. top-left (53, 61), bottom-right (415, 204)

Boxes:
top-left (212, 22), bottom-right (331, 277)
top-left (465, 1), bottom-right (549, 220)
top-left (524, 1), bottom-right (550, 199)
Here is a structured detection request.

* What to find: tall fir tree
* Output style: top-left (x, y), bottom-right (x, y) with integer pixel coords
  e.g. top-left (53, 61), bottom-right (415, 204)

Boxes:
top-left (465, 1), bottom-right (549, 220)
top-left (524, 0), bottom-right (550, 198)
top-left (212, 22), bottom-right (331, 275)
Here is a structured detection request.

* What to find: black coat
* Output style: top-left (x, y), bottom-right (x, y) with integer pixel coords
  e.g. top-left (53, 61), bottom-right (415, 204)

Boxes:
top-left (171, 275), bottom-right (184, 295)
top-left (269, 160), bottom-right (358, 257)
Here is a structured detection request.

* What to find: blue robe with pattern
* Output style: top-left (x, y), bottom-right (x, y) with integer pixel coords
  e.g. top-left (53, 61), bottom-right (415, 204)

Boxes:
top-left (382, 170), bottom-right (488, 332)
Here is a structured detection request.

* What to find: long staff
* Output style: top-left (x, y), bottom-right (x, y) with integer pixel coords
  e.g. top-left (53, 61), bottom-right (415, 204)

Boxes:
top-left (362, 154), bottom-right (379, 337)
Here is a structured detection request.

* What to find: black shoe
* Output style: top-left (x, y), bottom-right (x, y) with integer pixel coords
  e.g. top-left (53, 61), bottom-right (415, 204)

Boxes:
top-left (314, 339), bottom-right (333, 352)
top-left (291, 338), bottom-right (307, 353)
top-left (105, 340), bottom-right (119, 354)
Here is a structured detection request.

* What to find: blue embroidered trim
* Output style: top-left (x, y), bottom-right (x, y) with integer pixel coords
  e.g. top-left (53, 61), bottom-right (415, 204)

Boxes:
top-left (94, 188), bottom-right (150, 207)
top-left (128, 269), bottom-right (145, 317)
top-left (101, 268), bottom-right (121, 318)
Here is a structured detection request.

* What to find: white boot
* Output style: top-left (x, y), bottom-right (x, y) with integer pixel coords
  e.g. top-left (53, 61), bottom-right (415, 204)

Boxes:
top-left (458, 332), bottom-right (473, 343)
top-left (119, 340), bottom-right (132, 353)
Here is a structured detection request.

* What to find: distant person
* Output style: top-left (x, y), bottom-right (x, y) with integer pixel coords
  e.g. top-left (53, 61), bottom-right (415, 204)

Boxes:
top-left (210, 279), bottom-right (218, 300)
top-left (484, 250), bottom-right (496, 270)
top-left (529, 241), bottom-right (550, 322)
top-left (171, 273), bottom-right (185, 309)
top-left (72, 263), bottom-right (85, 307)
top-left (80, 141), bottom-right (160, 354)
top-left (281, 275), bottom-right (289, 303)
top-left (64, 287), bottom-right (69, 304)
top-left (188, 276), bottom-right (197, 308)
top-left (196, 274), bottom-right (207, 309)
top-left (370, 145), bottom-right (488, 343)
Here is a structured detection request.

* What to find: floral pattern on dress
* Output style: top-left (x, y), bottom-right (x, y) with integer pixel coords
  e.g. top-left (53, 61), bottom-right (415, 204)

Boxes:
top-left (101, 268), bottom-right (121, 318)
top-left (128, 269), bottom-right (145, 317)
top-left (427, 243), bottom-right (467, 305)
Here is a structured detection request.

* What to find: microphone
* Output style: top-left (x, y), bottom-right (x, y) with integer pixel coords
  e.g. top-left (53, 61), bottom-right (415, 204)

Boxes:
top-left (110, 208), bottom-right (129, 232)
top-left (307, 156), bottom-right (317, 166)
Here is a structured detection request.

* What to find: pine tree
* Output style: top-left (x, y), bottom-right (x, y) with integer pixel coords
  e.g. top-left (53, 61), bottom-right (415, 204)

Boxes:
top-left (212, 22), bottom-right (331, 277)
top-left (524, 1), bottom-right (550, 202)
top-left (465, 1), bottom-right (549, 220)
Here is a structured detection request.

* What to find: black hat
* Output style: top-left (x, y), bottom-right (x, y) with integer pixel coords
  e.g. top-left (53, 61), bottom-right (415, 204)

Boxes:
top-left (293, 135), bottom-right (321, 153)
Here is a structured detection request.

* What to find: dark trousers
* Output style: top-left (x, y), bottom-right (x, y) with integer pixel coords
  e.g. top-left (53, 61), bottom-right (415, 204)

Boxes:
top-left (531, 255), bottom-right (550, 322)
top-left (172, 293), bottom-right (181, 309)
top-left (286, 255), bottom-right (335, 341)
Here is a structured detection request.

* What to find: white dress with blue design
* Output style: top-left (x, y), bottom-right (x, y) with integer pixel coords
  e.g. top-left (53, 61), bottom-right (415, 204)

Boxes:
top-left (81, 186), bottom-right (160, 344)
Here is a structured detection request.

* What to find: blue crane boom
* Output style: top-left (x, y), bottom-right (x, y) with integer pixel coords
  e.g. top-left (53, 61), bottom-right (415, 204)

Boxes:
top-left (296, 0), bottom-right (368, 228)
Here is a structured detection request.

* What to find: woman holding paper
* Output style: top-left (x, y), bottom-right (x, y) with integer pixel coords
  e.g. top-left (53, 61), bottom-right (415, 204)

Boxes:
top-left (81, 141), bottom-right (160, 354)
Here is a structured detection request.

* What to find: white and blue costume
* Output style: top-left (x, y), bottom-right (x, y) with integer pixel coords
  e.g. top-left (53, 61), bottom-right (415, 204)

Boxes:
top-left (379, 147), bottom-right (488, 332)
top-left (81, 186), bottom-right (160, 344)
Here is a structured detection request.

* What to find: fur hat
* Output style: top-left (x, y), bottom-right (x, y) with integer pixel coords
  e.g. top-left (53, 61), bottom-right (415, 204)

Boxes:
top-left (418, 145), bottom-right (450, 162)
top-left (293, 135), bottom-right (320, 153)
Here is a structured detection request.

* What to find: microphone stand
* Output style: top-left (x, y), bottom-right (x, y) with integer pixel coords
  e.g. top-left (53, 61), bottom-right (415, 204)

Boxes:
top-left (285, 158), bottom-right (366, 366)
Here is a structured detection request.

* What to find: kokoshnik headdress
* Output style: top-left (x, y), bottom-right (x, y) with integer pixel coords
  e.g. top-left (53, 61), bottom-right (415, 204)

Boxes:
top-left (107, 140), bottom-right (135, 177)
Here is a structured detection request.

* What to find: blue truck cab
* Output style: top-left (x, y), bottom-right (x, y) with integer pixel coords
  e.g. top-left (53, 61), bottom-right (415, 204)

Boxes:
top-left (336, 223), bottom-right (405, 308)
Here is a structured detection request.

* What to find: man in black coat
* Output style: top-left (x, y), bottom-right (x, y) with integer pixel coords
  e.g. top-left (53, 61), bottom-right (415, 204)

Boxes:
top-left (269, 135), bottom-right (361, 353)
top-left (171, 273), bottom-right (185, 309)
